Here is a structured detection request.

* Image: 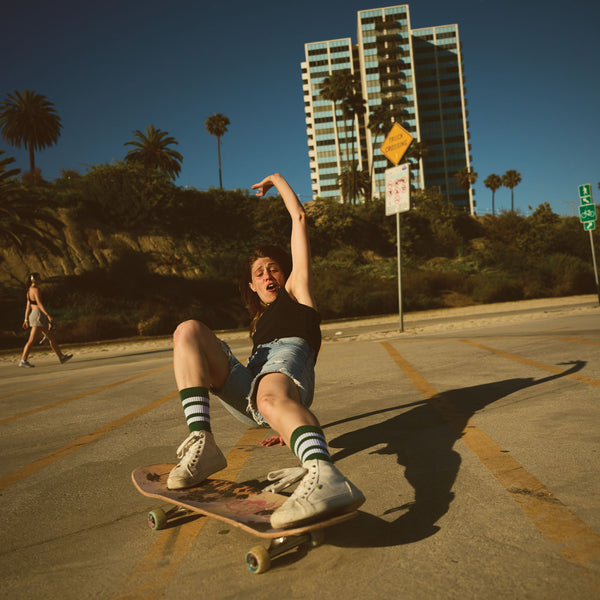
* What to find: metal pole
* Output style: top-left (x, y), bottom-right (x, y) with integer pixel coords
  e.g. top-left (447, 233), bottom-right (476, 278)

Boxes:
top-left (588, 229), bottom-right (600, 305)
top-left (396, 211), bottom-right (404, 331)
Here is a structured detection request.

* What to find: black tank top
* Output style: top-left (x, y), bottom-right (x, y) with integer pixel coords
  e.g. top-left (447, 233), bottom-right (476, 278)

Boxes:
top-left (252, 289), bottom-right (321, 361)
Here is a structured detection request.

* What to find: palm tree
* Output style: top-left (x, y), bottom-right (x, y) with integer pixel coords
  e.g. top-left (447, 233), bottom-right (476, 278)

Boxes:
top-left (406, 140), bottom-right (429, 162)
top-left (367, 104), bottom-right (394, 199)
top-left (320, 71), bottom-right (354, 154)
top-left (0, 90), bottom-right (62, 176)
top-left (483, 173), bottom-right (502, 216)
top-left (342, 92), bottom-right (366, 202)
top-left (205, 113), bottom-right (230, 189)
top-left (124, 125), bottom-right (183, 180)
top-left (502, 170), bottom-right (522, 211)
top-left (320, 71), bottom-right (357, 200)
top-left (454, 167), bottom-right (478, 203)
top-left (338, 162), bottom-right (371, 204)
top-left (0, 150), bottom-right (62, 252)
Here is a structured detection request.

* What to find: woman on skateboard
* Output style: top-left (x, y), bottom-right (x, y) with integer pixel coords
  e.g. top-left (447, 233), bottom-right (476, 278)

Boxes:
top-left (20, 273), bottom-right (73, 368)
top-left (168, 173), bottom-right (364, 528)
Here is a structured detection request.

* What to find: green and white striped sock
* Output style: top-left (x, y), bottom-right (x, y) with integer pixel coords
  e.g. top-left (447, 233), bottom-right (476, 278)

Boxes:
top-left (290, 425), bottom-right (331, 463)
top-left (180, 387), bottom-right (211, 433)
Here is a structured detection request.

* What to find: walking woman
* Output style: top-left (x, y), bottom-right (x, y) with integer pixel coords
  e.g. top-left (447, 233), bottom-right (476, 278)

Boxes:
top-left (168, 173), bottom-right (364, 529)
top-left (20, 273), bottom-right (72, 368)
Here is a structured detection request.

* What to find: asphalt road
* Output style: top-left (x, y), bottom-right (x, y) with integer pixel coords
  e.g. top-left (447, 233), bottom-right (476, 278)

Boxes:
top-left (1, 297), bottom-right (599, 599)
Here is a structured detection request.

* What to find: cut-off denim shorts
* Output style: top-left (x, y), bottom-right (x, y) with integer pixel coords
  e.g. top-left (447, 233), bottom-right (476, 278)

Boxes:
top-left (212, 336), bottom-right (316, 427)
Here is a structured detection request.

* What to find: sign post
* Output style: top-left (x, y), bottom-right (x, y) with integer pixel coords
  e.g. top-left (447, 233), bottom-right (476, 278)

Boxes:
top-left (578, 183), bottom-right (599, 304)
top-left (380, 123), bottom-right (414, 331)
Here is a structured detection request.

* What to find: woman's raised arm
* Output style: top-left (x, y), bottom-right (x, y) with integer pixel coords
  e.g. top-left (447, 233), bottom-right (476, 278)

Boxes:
top-left (251, 174), bottom-right (315, 309)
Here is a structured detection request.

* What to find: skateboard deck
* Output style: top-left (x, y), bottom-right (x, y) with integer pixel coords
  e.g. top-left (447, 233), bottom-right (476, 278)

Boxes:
top-left (132, 463), bottom-right (358, 573)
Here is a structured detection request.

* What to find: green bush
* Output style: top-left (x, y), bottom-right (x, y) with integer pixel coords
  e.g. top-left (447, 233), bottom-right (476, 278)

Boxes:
top-left (468, 273), bottom-right (523, 304)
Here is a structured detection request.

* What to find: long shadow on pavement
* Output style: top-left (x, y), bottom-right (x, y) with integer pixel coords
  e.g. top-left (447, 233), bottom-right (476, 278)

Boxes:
top-left (325, 360), bottom-right (585, 548)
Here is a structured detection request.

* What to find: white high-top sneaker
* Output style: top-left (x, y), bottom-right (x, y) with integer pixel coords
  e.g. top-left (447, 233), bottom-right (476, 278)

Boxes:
top-left (167, 431), bottom-right (227, 489)
top-left (270, 459), bottom-right (365, 529)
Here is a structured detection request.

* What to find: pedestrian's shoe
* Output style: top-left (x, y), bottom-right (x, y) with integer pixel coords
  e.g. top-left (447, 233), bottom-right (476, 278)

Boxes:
top-left (167, 431), bottom-right (227, 489)
top-left (19, 360), bottom-right (34, 368)
top-left (59, 353), bottom-right (73, 364)
top-left (270, 459), bottom-right (365, 529)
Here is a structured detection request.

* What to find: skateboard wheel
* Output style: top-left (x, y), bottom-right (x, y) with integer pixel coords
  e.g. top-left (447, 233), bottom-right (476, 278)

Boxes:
top-left (309, 529), bottom-right (325, 548)
top-left (246, 545), bottom-right (271, 574)
top-left (147, 508), bottom-right (168, 530)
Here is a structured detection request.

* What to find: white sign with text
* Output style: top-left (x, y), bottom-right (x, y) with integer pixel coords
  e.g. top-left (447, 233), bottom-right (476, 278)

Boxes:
top-left (385, 163), bottom-right (410, 216)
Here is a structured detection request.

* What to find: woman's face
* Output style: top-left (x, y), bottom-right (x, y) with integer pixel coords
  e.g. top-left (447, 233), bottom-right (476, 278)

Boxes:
top-left (249, 257), bottom-right (286, 305)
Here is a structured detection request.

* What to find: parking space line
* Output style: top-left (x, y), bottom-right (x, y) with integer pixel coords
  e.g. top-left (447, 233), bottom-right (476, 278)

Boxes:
top-left (0, 389), bottom-right (178, 491)
top-left (0, 354), bottom-right (167, 400)
top-left (460, 340), bottom-right (600, 388)
top-left (381, 341), bottom-right (600, 565)
top-left (0, 364), bottom-right (171, 425)
top-left (113, 427), bottom-right (268, 600)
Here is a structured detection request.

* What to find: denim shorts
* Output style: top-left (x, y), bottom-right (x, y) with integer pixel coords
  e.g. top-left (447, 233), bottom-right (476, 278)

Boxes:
top-left (212, 336), bottom-right (316, 427)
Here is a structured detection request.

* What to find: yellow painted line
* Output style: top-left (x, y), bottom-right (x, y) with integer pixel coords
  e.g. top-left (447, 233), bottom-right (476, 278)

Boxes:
top-left (381, 341), bottom-right (600, 565)
top-left (0, 352), bottom-right (168, 400)
top-left (0, 364), bottom-right (171, 425)
top-left (460, 340), bottom-right (600, 388)
top-left (0, 390), bottom-right (178, 491)
top-left (113, 427), bottom-right (268, 600)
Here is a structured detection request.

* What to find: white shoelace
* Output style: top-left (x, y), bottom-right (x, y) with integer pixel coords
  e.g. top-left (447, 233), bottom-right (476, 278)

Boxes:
top-left (265, 467), bottom-right (308, 493)
top-left (176, 431), bottom-right (203, 459)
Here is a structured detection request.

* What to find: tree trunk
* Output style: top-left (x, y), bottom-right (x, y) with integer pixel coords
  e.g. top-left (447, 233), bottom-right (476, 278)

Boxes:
top-left (217, 137), bottom-right (223, 189)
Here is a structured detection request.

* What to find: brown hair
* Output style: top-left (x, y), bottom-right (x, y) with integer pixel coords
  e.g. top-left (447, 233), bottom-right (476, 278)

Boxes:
top-left (239, 245), bottom-right (291, 335)
top-left (26, 273), bottom-right (40, 288)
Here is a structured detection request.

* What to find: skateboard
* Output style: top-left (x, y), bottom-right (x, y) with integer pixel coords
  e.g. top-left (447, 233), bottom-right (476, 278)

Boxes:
top-left (131, 464), bottom-right (358, 574)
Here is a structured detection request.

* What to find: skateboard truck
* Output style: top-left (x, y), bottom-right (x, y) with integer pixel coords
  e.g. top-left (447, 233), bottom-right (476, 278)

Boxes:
top-left (246, 529), bottom-right (325, 574)
top-left (145, 504), bottom-right (326, 574)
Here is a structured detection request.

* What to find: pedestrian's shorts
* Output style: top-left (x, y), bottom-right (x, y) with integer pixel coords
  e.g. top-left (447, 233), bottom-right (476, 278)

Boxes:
top-left (212, 336), bottom-right (316, 427)
top-left (28, 308), bottom-right (49, 328)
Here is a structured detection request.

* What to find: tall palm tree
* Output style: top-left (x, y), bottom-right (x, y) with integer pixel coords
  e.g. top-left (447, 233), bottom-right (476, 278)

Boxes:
top-left (0, 90), bottom-right (62, 176)
top-left (454, 167), bottom-right (478, 202)
top-left (205, 113), bottom-right (230, 189)
top-left (320, 71), bottom-right (357, 201)
top-left (124, 124), bottom-right (183, 180)
top-left (338, 162), bottom-right (371, 205)
top-left (367, 104), bottom-right (394, 199)
top-left (502, 170), bottom-right (522, 212)
top-left (342, 92), bottom-right (366, 202)
top-left (320, 71), bottom-right (354, 153)
top-left (483, 173), bottom-right (502, 216)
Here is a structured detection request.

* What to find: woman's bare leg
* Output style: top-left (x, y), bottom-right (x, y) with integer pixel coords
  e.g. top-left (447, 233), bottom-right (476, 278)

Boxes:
top-left (45, 328), bottom-right (64, 359)
top-left (21, 327), bottom-right (42, 361)
top-left (173, 320), bottom-right (230, 391)
top-left (255, 372), bottom-right (320, 446)
top-left (168, 320), bottom-right (230, 489)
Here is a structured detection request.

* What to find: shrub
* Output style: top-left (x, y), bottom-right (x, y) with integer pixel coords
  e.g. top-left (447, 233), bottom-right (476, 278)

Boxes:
top-left (468, 273), bottom-right (523, 304)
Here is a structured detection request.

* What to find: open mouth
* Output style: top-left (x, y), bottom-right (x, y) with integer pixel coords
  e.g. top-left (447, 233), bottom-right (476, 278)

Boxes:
top-left (266, 282), bottom-right (279, 292)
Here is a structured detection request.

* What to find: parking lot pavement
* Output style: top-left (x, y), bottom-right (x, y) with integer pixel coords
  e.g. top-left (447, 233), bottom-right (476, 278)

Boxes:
top-left (0, 297), bottom-right (598, 599)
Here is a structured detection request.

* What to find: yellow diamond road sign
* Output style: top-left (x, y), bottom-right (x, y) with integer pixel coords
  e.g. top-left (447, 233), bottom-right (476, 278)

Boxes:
top-left (380, 122), bottom-right (414, 166)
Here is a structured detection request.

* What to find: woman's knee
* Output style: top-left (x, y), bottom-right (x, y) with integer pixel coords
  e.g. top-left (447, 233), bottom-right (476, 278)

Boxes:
top-left (255, 374), bottom-right (300, 417)
top-left (173, 320), bottom-right (211, 347)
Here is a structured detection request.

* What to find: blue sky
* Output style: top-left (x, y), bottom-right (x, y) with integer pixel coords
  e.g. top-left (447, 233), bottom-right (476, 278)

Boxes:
top-left (2, 0), bottom-right (599, 216)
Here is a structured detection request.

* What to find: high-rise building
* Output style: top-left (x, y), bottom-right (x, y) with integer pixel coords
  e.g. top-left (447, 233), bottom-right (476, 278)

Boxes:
top-left (301, 4), bottom-right (474, 212)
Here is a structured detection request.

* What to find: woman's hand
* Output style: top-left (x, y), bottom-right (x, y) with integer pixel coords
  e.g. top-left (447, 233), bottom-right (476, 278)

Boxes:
top-left (251, 174), bottom-right (278, 198)
top-left (260, 435), bottom-right (285, 447)
top-left (22, 321), bottom-right (29, 330)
